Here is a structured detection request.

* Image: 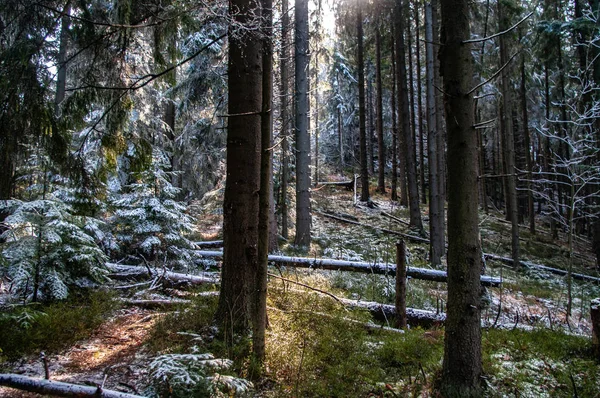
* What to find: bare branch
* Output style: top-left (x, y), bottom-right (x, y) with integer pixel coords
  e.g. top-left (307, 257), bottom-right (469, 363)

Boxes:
top-left (463, 12), bottom-right (534, 44)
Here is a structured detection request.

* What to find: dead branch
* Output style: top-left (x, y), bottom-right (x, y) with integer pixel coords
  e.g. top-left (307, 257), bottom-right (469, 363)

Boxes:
top-left (463, 12), bottom-right (534, 44)
top-left (381, 211), bottom-right (410, 226)
top-left (314, 210), bottom-right (429, 244)
top-left (483, 253), bottom-right (600, 283)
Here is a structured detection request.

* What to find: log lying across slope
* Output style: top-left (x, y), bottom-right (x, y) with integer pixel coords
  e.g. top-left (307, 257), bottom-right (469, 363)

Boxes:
top-left (483, 253), bottom-right (600, 283)
top-left (315, 211), bottom-right (430, 244)
top-left (106, 263), bottom-right (219, 285)
top-left (337, 297), bottom-right (446, 328)
top-left (0, 374), bottom-right (144, 398)
top-left (196, 250), bottom-right (502, 287)
top-left (317, 209), bottom-right (600, 284)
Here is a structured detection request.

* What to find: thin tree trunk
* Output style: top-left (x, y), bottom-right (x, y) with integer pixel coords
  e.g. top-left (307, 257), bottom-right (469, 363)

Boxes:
top-left (368, 70), bottom-right (376, 174)
top-left (432, 0), bottom-right (446, 251)
top-left (376, 21), bottom-right (386, 193)
top-left (439, 0), bottom-right (483, 391)
top-left (498, 0), bottom-right (520, 267)
top-left (254, 0), bottom-right (273, 363)
top-left (407, 9), bottom-right (419, 203)
top-left (425, 2), bottom-right (442, 266)
top-left (314, 52), bottom-right (320, 187)
top-left (357, 0), bottom-right (369, 202)
top-left (54, 2), bottom-right (71, 113)
top-left (280, 0), bottom-right (290, 240)
top-left (391, 29), bottom-right (399, 201)
top-left (294, 0), bottom-right (311, 247)
top-left (415, 0), bottom-right (426, 205)
top-left (519, 33), bottom-right (535, 235)
top-left (396, 0), bottom-right (423, 231)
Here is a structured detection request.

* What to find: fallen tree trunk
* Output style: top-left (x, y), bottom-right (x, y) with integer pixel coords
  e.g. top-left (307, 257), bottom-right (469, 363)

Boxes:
top-left (381, 211), bottom-right (410, 226)
top-left (315, 210), bottom-right (597, 284)
top-left (317, 180), bottom-right (355, 190)
top-left (197, 250), bottom-right (502, 287)
top-left (337, 297), bottom-right (446, 328)
top-left (0, 374), bottom-right (144, 398)
top-left (106, 263), bottom-right (219, 285)
top-left (483, 253), bottom-right (600, 283)
top-left (315, 211), bottom-right (430, 244)
top-left (194, 240), bottom-right (224, 248)
top-left (118, 298), bottom-right (192, 308)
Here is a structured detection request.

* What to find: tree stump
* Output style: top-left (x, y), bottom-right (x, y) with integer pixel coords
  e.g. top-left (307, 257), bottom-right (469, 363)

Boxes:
top-left (395, 240), bottom-right (407, 329)
top-left (592, 299), bottom-right (600, 359)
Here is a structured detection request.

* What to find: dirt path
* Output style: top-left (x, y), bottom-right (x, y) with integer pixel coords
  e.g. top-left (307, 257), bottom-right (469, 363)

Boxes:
top-left (0, 307), bottom-right (159, 397)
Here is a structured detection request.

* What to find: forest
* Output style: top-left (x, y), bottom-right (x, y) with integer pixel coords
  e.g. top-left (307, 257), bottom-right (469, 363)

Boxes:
top-left (1, 0), bottom-right (600, 396)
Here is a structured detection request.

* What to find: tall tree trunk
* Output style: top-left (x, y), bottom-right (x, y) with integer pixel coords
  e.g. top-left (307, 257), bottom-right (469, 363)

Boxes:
top-left (439, 0), bottom-right (482, 392)
top-left (407, 8), bottom-right (419, 202)
top-left (358, 0), bottom-right (369, 202)
top-left (415, 0), bottom-right (426, 205)
top-left (376, 21), bottom-right (386, 193)
top-left (391, 30), bottom-right (399, 201)
top-left (497, 0), bottom-right (520, 267)
top-left (216, 0), bottom-right (263, 333)
top-left (280, 0), bottom-right (290, 240)
top-left (338, 102), bottom-right (344, 171)
top-left (294, 0), bottom-right (311, 247)
top-left (368, 70), bottom-right (376, 174)
top-left (254, 0), bottom-right (273, 363)
top-left (519, 32), bottom-right (535, 235)
top-left (314, 51), bottom-right (320, 186)
top-left (432, 0), bottom-right (446, 250)
top-left (425, 2), bottom-right (442, 266)
top-left (54, 1), bottom-right (70, 113)
top-left (396, 0), bottom-right (423, 231)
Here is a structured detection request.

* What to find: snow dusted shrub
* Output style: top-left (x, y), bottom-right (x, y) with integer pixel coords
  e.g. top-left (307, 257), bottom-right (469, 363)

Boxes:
top-left (0, 198), bottom-right (108, 302)
top-left (111, 145), bottom-right (196, 270)
top-left (147, 352), bottom-right (253, 397)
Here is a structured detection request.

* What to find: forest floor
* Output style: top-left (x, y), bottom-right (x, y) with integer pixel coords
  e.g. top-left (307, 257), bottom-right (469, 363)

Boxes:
top-left (1, 174), bottom-right (600, 397)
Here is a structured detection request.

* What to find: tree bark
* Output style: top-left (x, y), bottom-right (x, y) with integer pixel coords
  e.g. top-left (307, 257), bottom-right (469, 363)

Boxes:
top-left (357, 0), bottom-right (369, 202)
top-left (519, 32), bottom-right (535, 235)
top-left (0, 374), bottom-right (144, 398)
top-left (216, 0), bottom-right (263, 332)
top-left (439, 0), bottom-right (483, 393)
top-left (196, 250), bottom-right (502, 286)
top-left (396, 0), bottom-right (423, 231)
top-left (395, 241), bottom-right (407, 328)
top-left (497, 0), bottom-right (520, 267)
top-left (415, 0), bottom-right (427, 205)
top-left (294, 0), bottom-right (311, 247)
top-left (254, 0), bottom-right (273, 363)
top-left (280, 0), bottom-right (290, 240)
top-left (425, 2), bottom-right (442, 265)
top-left (390, 28), bottom-right (399, 201)
top-left (375, 19), bottom-right (386, 193)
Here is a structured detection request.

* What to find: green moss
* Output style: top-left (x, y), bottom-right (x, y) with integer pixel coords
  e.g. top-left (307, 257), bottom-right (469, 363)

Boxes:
top-left (0, 289), bottom-right (117, 363)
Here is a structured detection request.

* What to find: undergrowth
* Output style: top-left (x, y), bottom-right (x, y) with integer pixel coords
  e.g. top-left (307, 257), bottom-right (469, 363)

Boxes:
top-left (0, 289), bottom-right (117, 363)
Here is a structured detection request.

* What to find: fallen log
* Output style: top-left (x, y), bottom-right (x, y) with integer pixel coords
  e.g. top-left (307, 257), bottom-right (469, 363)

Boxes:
top-left (483, 253), bottom-right (600, 283)
top-left (118, 298), bottom-right (192, 308)
top-left (106, 263), bottom-right (219, 285)
top-left (337, 297), bottom-right (446, 328)
top-left (381, 211), bottom-right (410, 226)
top-left (0, 374), bottom-right (144, 398)
top-left (315, 211), bottom-right (430, 244)
top-left (197, 250), bottom-right (502, 287)
top-left (317, 180), bottom-right (355, 190)
top-left (194, 240), bottom-right (224, 248)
